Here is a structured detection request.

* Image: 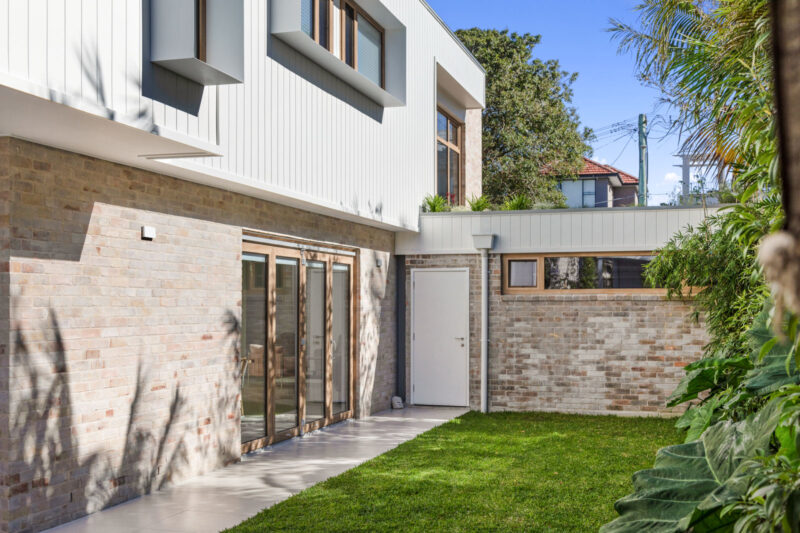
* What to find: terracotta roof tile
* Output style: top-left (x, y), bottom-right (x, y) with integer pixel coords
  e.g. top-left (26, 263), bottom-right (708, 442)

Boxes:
top-left (579, 157), bottom-right (639, 185)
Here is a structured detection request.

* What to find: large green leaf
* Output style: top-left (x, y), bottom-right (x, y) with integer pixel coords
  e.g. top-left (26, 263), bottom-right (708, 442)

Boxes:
top-left (745, 352), bottom-right (799, 396)
top-left (744, 313), bottom-right (798, 396)
top-left (667, 357), bottom-right (752, 407)
top-left (683, 395), bottom-right (725, 443)
top-left (600, 400), bottom-right (781, 533)
top-left (667, 368), bottom-right (718, 407)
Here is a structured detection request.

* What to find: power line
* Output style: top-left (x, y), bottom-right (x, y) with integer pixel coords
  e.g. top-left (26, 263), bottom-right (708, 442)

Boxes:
top-left (610, 134), bottom-right (635, 165)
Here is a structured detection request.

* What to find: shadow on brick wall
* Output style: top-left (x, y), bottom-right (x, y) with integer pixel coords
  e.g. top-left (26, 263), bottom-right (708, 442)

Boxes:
top-left (5, 307), bottom-right (244, 531)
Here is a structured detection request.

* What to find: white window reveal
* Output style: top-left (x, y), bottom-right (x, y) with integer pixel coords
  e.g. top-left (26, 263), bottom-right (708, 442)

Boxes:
top-left (271, 0), bottom-right (406, 107)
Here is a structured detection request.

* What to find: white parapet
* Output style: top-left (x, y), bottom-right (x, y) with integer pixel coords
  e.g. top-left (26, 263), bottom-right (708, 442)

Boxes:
top-left (396, 206), bottom-right (718, 255)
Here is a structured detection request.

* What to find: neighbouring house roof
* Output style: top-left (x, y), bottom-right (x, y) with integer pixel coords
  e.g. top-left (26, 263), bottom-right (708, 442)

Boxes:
top-left (579, 157), bottom-right (639, 186)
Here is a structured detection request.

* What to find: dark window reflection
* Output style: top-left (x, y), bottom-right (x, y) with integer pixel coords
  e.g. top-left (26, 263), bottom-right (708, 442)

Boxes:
top-left (241, 257), bottom-right (267, 443)
top-left (544, 256), bottom-right (656, 289)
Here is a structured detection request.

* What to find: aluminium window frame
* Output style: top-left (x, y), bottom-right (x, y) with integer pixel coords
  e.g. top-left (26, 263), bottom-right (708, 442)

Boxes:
top-left (502, 252), bottom-right (666, 295)
top-left (436, 106), bottom-right (465, 206)
top-left (340, 0), bottom-right (386, 89)
top-left (582, 179), bottom-right (596, 208)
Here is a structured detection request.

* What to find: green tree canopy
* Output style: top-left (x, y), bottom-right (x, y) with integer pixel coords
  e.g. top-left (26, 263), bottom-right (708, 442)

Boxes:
top-left (455, 29), bottom-right (593, 206)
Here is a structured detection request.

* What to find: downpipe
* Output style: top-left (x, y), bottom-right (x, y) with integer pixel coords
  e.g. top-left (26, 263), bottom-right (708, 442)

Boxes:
top-left (480, 248), bottom-right (489, 413)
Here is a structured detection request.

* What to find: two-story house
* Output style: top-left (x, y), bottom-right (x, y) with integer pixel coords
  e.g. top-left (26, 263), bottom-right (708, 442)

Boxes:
top-left (0, 1), bottom-right (484, 530)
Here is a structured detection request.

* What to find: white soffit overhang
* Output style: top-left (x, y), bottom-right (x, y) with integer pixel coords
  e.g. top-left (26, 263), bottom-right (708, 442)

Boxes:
top-left (0, 76), bottom-right (221, 162)
top-left (436, 63), bottom-right (483, 110)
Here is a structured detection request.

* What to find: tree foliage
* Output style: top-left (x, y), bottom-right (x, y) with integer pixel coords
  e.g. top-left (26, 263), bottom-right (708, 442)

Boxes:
top-left (602, 0), bottom-right (800, 530)
top-left (455, 29), bottom-right (593, 205)
top-left (646, 214), bottom-right (769, 364)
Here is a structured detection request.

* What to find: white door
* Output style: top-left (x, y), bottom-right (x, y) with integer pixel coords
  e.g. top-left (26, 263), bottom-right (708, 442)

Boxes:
top-left (411, 269), bottom-right (469, 406)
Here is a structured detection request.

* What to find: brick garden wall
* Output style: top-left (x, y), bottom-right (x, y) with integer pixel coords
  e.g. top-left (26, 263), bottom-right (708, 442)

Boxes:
top-left (0, 138), bottom-right (396, 532)
top-left (405, 254), bottom-right (707, 416)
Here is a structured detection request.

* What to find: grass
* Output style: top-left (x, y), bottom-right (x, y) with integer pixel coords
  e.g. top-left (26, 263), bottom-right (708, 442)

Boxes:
top-left (226, 411), bottom-right (681, 532)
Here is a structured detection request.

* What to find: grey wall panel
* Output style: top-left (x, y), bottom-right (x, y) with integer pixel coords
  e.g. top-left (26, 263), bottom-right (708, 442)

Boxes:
top-left (395, 207), bottom-right (717, 255)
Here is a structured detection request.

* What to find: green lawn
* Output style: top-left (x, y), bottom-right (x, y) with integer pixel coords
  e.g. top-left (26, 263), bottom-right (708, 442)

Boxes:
top-left (226, 411), bottom-right (681, 532)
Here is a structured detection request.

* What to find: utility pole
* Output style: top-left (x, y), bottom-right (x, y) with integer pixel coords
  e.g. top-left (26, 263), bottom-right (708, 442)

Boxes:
top-left (638, 114), bottom-right (648, 206)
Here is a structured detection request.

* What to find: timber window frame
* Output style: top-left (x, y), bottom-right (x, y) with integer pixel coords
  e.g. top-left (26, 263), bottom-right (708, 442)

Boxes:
top-left (436, 106), bottom-right (465, 206)
top-left (303, 0), bottom-right (335, 51)
top-left (502, 252), bottom-right (665, 295)
top-left (196, 0), bottom-right (207, 62)
top-left (340, 0), bottom-right (386, 88)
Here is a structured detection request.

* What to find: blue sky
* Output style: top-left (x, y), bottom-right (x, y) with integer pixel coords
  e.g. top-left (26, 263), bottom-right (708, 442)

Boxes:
top-left (427, 0), bottom-right (687, 205)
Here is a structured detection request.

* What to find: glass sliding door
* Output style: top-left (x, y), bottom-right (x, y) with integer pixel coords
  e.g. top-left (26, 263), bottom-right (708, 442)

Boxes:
top-left (274, 258), bottom-right (300, 433)
top-left (241, 240), bottom-right (356, 450)
top-left (241, 255), bottom-right (267, 443)
top-left (331, 264), bottom-right (351, 415)
top-left (305, 260), bottom-right (326, 424)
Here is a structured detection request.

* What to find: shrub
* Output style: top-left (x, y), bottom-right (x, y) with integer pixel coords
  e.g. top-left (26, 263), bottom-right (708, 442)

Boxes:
top-left (501, 193), bottom-right (532, 211)
top-left (422, 195), bottom-right (450, 213)
top-left (468, 195), bottom-right (492, 212)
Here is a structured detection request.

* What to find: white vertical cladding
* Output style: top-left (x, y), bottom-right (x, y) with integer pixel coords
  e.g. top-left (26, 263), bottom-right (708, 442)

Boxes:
top-left (0, 0), bottom-right (484, 230)
top-left (185, 0), bottom-right (484, 229)
top-left (395, 207), bottom-right (717, 255)
top-left (0, 0), bottom-right (216, 143)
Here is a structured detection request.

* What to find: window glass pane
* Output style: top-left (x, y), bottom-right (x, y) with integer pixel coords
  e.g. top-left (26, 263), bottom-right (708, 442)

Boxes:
top-left (357, 14), bottom-right (382, 86)
top-left (583, 180), bottom-right (596, 208)
top-left (305, 261), bottom-right (326, 423)
top-left (332, 264), bottom-right (350, 415)
top-left (301, 0), bottom-right (313, 38)
top-left (344, 5), bottom-right (355, 67)
top-left (449, 148), bottom-right (460, 205)
top-left (275, 258), bottom-right (299, 433)
top-left (241, 258), bottom-right (267, 443)
top-left (437, 112), bottom-right (448, 140)
top-left (509, 260), bottom-right (537, 287)
top-left (544, 256), bottom-right (656, 289)
top-left (560, 180), bottom-right (583, 208)
top-left (449, 121), bottom-right (458, 145)
top-left (317, 0), bottom-right (329, 48)
top-left (437, 142), bottom-right (448, 198)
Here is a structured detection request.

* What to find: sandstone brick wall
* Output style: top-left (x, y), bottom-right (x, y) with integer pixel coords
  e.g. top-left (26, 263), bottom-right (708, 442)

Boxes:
top-left (464, 109), bottom-right (483, 200)
top-left (405, 254), bottom-right (707, 416)
top-left (1, 138), bottom-right (396, 532)
top-left (0, 138), bottom-right (11, 530)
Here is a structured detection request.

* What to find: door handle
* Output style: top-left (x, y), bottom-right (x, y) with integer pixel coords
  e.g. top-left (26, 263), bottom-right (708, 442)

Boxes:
top-left (454, 337), bottom-right (465, 341)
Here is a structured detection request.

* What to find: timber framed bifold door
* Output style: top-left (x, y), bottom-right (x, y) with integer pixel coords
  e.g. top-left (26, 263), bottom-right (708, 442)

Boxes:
top-left (241, 241), bottom-right (356, 452)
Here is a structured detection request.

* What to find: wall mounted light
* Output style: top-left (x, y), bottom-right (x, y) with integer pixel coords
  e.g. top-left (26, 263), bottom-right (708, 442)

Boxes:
top-left (141, 226), bottom-right (157, 241)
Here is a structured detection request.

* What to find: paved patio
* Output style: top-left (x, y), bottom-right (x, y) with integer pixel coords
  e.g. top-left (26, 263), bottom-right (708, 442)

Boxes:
top-left (47, 406), bottom-right (468, 533)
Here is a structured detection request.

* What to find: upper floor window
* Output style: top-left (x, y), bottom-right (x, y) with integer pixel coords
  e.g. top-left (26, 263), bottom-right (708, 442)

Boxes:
top-left (302, 0), bottom-right (333, 51)
top-left (437, 108), bottom-right (464, 205)
top-left (342, 1), bottom-right (385, 88)
top-left (559, 180), bottom-right (596, 208)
